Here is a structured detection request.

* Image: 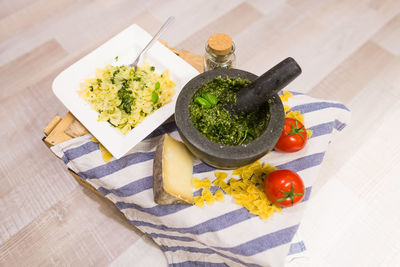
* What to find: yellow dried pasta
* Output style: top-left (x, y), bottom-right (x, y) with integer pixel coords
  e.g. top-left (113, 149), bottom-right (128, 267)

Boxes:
top-left (280, 90), bottom-right (294, 102)
top-left (214, 189), bottom-right (224, 202)
top-left (286, 110), bottom-right (304, 124)
top-left (225, 161), bottom-right (281, 220)
top-left (193, 161), bottom-right (281, 220)
top-left (194, 196), bottom-right (205, 208)
top-left (214, 172), bottom-right (228, 180)
top-left (193, 177), bottom-right (211, 189)
top-left (193, 177), bottom-right (203, 189)
top-left (202, 188), bottom-right (215, 205)
top-left (99, 143), bottom-right (112, 162)
top-left (283, 104), bottom-right (292, 113)
top-left (91, 137), bottom-right (113, 162)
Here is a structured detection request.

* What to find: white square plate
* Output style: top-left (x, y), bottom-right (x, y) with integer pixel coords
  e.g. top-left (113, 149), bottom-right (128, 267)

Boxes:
top-left (52, 24), bottom-right (199, 159)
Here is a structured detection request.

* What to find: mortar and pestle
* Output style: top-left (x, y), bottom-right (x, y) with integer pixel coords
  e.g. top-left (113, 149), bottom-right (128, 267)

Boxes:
top-left (174, 57), bottom-right (302, 169)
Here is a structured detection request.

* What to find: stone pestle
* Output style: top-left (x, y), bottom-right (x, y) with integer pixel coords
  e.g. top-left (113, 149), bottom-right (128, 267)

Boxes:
top-left (229, 57), bottom-right (302, 114)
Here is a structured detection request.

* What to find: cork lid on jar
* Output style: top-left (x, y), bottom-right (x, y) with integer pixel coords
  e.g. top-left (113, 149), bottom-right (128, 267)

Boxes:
top-left (207, 33), bottom-right (233, 56)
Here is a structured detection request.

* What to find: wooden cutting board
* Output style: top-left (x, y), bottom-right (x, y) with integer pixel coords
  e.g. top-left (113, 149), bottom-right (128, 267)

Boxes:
top-left (43, 43), bottom-right (203, 198)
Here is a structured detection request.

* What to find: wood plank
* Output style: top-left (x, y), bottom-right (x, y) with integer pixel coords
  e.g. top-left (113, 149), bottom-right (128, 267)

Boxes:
top-left (64, 118), bottom-right (90, 138)
top-left (53, 7), bottom-right (158, 54)
top-left (177, 50), bottom-right (204, 73)
top-left (0, 0), bottom-right (75, 42)
top-left (0, 188), bottom-right (142, 266)
top-left (236, 0), bottom-right (400, 92)
top-left (177, 2), bottom-right (263, 55)
top-left (150, 0), bottom-right (244, 47)
top-left (0, 1), bottom-right (152, 66)
top-left (44, 113), bottom-right (78, 147)
top-left (372, 13), bottom-right (400, 55)
top-left (0, 0), bottom-right (33, 20)
top-left (43, 115), bottom-right (62, 136)
top-left (309, 41), bottom-right (397, 105)
top-left (0, 39), bottom-right (68, 100)
top-left (0, 75), bottom-right (75, 243)
top-left (311, 57), bottom-right (400, 194)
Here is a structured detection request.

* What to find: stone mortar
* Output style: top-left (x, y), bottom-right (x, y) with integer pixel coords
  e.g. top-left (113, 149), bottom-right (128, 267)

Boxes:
top-left (174, 68), bottom-right (284, 169)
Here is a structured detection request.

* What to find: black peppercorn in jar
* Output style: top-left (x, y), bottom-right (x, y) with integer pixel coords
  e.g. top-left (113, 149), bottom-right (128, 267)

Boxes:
top-left (204, 33), bottom-right (236, 71)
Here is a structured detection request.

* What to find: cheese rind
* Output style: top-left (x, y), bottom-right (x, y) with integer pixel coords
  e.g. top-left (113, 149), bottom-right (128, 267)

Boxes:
top-left (153, 134), bottom-right (194, 205)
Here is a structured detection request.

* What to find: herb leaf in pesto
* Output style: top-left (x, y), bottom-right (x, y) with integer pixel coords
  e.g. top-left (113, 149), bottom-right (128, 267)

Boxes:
top-left (202, 92), bottom-right (218, 106)
top-left (194, 97), bottom-right (212, 108)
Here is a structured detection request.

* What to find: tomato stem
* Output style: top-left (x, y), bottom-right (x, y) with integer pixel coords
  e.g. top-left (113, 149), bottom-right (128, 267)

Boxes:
top-left (288, 120), bottom-right (306, 141)
top-left (276, 183), bottom-right (304, 205)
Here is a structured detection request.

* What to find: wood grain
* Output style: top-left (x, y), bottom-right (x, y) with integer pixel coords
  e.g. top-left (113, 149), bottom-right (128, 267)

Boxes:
top-left (43, 115), bottom-right (62, 136)
top-left (309, 41), bottom-right (397, 105)
top-left (0, 39), bottom-right (67, 100)
top-left (44, 112), bottom-right (77, 147)
top-left (0, 0), bottom-right (399, 266)
top-left (0, 188), bottom-right (142, 266)
top-left (0, 0), bottom-right (75, 42)
top-left (372, 13), bottom-right (400, 55)
top-left (177, 2), bottom-right (263, 55)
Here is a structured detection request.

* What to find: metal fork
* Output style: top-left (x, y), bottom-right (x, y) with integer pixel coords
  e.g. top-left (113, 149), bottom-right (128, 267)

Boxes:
top-left (129, 16), bottom-right (175, 70)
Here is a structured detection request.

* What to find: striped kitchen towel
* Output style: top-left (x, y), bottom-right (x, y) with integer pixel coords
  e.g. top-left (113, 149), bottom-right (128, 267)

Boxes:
top-left (51, 92), bottom-right (350, 267)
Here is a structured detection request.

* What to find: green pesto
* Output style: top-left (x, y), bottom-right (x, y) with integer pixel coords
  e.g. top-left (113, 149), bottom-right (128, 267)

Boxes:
top-left (189, 76), bottom-right (270, 146)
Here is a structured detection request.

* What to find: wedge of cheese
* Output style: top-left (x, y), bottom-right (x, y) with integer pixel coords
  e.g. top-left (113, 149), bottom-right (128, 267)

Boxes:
top-left (153, 134), bottom-right (194, 205)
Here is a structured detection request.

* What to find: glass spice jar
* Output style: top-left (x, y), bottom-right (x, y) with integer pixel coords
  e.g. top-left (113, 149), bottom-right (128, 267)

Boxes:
top-left (204, 33), bottom-right (236, 71)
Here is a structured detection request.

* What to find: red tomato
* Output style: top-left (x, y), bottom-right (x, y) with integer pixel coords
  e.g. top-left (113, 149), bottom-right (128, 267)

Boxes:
top-left (264, 169), bottom-right (305, 207)
top-left (274, 118), bottom-right (308, 152)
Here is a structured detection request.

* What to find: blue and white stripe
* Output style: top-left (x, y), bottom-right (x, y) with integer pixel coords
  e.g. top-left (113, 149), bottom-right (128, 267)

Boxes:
top-left (51, 92), bottom-right (350, 266)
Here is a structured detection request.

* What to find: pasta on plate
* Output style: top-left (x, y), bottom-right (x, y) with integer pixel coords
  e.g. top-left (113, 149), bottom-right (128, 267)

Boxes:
top-left (78, 62), bottom-right (175, 134)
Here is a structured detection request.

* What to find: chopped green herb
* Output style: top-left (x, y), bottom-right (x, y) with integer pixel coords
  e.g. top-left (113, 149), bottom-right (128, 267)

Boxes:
top-left (121, 79), bottom-right (130, 89)
top-left (152, 91), bottom-right (159, 103)
top-left (115, 56), bottom-right (119, 61)
top-left (89, 85), bottom-right (94, 92)
top-left (117, 87), bottom-right (135, 114)
top-left (150, 66), bottom-right (155, 72)
top-left (111, 69), bottom-right (120, 84)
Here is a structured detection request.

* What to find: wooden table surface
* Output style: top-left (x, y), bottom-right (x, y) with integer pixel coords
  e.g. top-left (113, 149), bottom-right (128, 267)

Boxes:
top-left (1, 0), bottom-right (400, 266)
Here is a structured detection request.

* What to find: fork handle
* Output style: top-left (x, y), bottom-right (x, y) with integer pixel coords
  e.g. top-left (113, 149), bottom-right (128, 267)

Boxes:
top-left (131, 16), bottom-right (175, 67)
